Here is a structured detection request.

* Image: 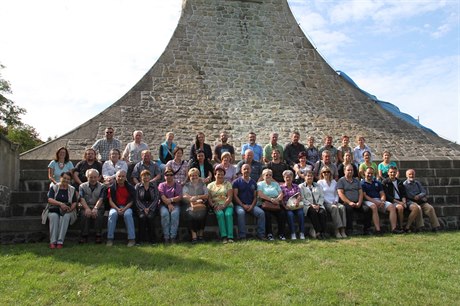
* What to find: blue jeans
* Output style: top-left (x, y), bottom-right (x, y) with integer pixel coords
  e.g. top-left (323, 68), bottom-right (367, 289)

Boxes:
top-left (160, 205), bottom-right (180, 239)
top-left (107, 207), bottom-right (135, 240)
top-left (235, 205), bottom-right (265, 238)
top-left (286, 209), bottom-right (305, 234)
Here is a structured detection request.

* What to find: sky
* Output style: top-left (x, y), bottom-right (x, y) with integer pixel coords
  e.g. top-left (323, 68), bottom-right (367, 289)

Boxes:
top-left (1, 0), bottom-right (459, 143)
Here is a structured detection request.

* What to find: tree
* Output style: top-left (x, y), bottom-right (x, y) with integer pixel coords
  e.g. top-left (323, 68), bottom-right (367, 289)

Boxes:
top-left (0, 63), bottom-right (43, 151)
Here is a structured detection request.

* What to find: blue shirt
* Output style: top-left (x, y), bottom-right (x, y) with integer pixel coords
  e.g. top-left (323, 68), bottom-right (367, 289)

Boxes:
top-left (361, 179), bottom-right (383, 199)
top-left (241, 143), bottom-right (263, 162)
top-left (232, 177), bottom-right (257, 205)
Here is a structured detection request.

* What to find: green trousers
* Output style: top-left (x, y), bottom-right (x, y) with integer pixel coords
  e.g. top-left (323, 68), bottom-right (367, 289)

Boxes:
top-left (215, 206), bottom-right (234, 239)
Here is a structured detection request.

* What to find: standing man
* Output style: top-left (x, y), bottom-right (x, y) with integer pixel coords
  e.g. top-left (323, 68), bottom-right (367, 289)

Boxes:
top-left (72, 148), bottom-right (103, 189)
top-left (313, 150), bottom-right (339, 181)
top-left (241, 132), bottom-right (263, 162)
top-left (213, 131), bottom-right (235, 163)
top-left (305, 136), bottom-right (320, 166)
top-left (131, 150), bottom-right (162, 185)
top-left (284, 131), bottom-right (306, 167)
top-left (263, 132), bottom-right (284, 163)
top-left (233, 164), bottom-right (265, 240)
top-left (361, 167), bottom-right (401, 234)
top-left (319, 135), bottom-right (338, 164)
top-left (106, 170), bottom-right (136, 247)
top-left (403, 168), bottom-right (441, 232)
top-left (91, 127), bottom-right (121, 163)
top-left (337, 164), bottom-right (371, 235)
top-left (236, 149), bottom-right (263, 182)
top-left (264, 149), bottom-right (290, 183)
top-left (78, 169), bottom-right (105, 244)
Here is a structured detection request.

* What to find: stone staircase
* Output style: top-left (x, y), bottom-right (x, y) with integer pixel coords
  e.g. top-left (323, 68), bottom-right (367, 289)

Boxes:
top-left (1, 158), bottom-right (459, 243)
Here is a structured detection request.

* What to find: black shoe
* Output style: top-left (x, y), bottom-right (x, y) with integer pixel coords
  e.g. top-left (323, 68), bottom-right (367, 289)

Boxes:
top-left (191, 238), bottom-right (198, 244)
top-left (197, 236), bottom-right (204, 243)
top-left (374, 230), bottom-right (383, 236)
top-left (392, 229), bottom-right (404, 234)
top-left (78, 236), bottom-right (88, 244)
top-left (432, 227), bottom-right (440, 233)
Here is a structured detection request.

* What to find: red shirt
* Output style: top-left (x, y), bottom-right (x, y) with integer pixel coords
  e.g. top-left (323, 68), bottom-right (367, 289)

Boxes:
top-left (108, 184), bottom-right (130, 206)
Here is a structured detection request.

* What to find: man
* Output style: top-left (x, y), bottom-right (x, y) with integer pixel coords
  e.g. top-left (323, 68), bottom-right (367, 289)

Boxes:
top-left (382, 166), bottom-right (422, 232)
top-left (106, 170), bottom-right (136, 247)
top-left (236, 149), bottom-right (263, 182)
top-left (263, 132), bottom-right (284, 163)
top-left (213, 131), bottom-right (235, 163)
top-left (403, 168), bottom-right (441, 232)
top-left (78, 169), bottom-right (105, 244)
top-left (305, 136), bottom-right (319, 166)
top-left (313, 150), bottom-right (339, 181)
top-left (318, 135), bottom-right (338, 164)
top-left (233, 164), bottom-right (265, 240)
top-left (72, 148), bottom-right (103, 189)
top-left (353, 135), bottom-right (372, 167)
top-left (284, 131), bottom-right (306, 167)
top-left (91, 127), bottom-right (121, 162)
top-left (131, 150), bottom-right (162, 184)
top-left (337, 164), bottom-right (371, 235)
top-left (263, 149), bottom-right (290, 183)
top-left (361, 167), bottom-right (401, 234)
top-left (241, 132), bottom-right (263, 162)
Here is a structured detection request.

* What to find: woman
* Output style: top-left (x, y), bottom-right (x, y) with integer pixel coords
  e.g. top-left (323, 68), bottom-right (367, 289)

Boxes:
top-left (218, 151), bottom-right (236, 183)
top-left (48, 147), bottom-right (74, 186)
top-left (189, 149), bottom-right (214, 184)
top-left (299, 171), bottom-right (327, 239)
top-left (102, 148), bottom-right (128, 185)
top-left (337, 151), bottom-right (358, 179)
top-left (280, 170), bottom-right (305, 240)
top-left (317, 166), bottom-right (347, 238)
top-left (358, 151), bottom-right (378, 179)
top-left (158, 132), bottom-right (176, 170)
top-left (135, 170), bottom-right (160, 244)
top-left (165, 147), bottom-right (189, 186)
top-left (46, 171), bottom-right (77, 249)
top-left (158, 168), bottom-right (183, 243)
top-left (208, 166), bottom-right (234, 243)
top-left (257, 169), bottom-right (286, 241)
top-left (293, 151), bottom-right (313, 184)
top-left (183, 168), bottom-right (209, 243)
top-left (189, 132), bottom-right (212, 162)
top-left (378, 150), bottom-right (398, 181)
top-left (337, 135), bottom-right (353, 165)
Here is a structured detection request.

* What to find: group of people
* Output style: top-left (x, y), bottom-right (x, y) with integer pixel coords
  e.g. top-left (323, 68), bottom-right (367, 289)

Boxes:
top-left (44, 128), bottom-right (441, 248)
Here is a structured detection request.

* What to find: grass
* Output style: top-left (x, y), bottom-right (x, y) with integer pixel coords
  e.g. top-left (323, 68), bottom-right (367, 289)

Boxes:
top-left (1, 232), bottom-right (459, 305)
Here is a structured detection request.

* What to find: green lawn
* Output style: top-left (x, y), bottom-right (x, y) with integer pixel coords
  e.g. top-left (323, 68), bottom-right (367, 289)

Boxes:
top-left (1, 232), bottom-right (459, 305)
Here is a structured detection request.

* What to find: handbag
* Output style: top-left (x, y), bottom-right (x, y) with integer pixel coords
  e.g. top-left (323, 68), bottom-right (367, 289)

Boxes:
top-left (286, 193), bottom-right (304, 210)
top-left (41, 204), bottom-right (49, 224)
top-left (191, 200), bottom-right (207, 212)
top-left (261, 201), bottom-right (281, 212)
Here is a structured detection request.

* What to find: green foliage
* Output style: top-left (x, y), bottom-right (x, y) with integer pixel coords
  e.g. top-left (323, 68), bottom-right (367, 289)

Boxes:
top-left (7, 124), bottom-right (43, 153)
top-left (0, 232), bottom-right (459, 305)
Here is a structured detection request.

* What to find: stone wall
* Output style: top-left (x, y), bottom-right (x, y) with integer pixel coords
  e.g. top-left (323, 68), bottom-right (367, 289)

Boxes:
top-left (20, 0), bottom-right (460, 161)
top-left (0, 135), bottom-right (20, 217)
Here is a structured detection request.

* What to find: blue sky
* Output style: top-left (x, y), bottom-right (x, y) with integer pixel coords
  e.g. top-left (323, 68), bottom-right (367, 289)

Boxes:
top-left (1, 0), bottom-right (459, 143)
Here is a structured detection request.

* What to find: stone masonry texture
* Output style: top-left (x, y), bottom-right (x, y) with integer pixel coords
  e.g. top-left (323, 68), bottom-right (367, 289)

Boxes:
top-left (21, 0), bottom-right (460, 161)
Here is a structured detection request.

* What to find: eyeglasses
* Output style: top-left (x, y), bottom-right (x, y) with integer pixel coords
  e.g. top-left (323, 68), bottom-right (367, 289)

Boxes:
top-left (106, 131), bottom-right (113, 134)
top-left (165, 174), bottom-right (173, 176)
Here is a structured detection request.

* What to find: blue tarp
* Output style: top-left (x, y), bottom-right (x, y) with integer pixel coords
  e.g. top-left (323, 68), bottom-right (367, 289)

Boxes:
top-left (337, 70), bottom-right (437, 135)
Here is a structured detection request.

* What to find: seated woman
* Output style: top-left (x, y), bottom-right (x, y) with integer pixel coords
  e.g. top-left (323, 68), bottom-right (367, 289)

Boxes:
top-left (207, 166), bottom-right (234, 243)
top-left (189, 149), bottom-right (214, 184)
top-left (102, 148), bottom-right (128, 186)
top-left (358, 151), bottom-right (378, 179)
top-left (293, 151), bottom-right (313, 184)
top-left (157, 132), bottom-right (176, 171)
top-left (182, 168), bottom-right (209, 243)
top-left (257, 169), bottom-right (286, 241)
top-left (280, 170), bottom-right (305, 240)
top-left (165, 147), bottom-right (189, 186)
top-left (48, 147), bottom-right (74, 187)
top-left (135, 170), bottom-right (160, 244)
top-left (46, 171), bottom-right (77, 249)
top-left (299, 171), bottom-right (327, 239)
top-left (158, 168), bottom-right (183, 243)
top-left (337, 151), bottom-right (358, 179)
top-left (189, 132), bottom-right (213, 162)
top-left (377, 150), bottom-right (398, 181)
top-left (217, 151), bottom-right (237, 183)
top-left (317, 166), bottom-right (347, 238)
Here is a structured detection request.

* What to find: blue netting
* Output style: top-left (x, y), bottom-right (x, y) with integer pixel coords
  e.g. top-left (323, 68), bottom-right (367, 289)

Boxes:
top-left (337, 70), bottom-right (436, 135)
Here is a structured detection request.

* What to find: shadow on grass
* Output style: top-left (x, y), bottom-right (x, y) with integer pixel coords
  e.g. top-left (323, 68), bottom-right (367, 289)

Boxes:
top-left (0, 243), bottom-right (225, 272)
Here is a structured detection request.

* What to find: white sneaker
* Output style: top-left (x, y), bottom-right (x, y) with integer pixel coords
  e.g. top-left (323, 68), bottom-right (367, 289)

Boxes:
top-left (340, 229), bottom-right (348, 238)
top-left (335, 229), bottom-right (342, 239)
top-left (299, 232), bottom-right (305, 240)
top-left (291, 233), bottom-right (297, 240)
top-left (309, 228), bottom-right (316, 238)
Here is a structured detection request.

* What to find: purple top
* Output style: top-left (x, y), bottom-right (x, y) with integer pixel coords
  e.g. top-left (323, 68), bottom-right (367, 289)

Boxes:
top-left (158, 181), bottom-right (182, 201)
top-left (280, 183), bottom-right (300, 204)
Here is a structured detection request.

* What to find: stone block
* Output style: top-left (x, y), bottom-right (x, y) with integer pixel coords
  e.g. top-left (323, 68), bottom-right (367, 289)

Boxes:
top-left (436, 168), bottom-right (460, 177)
top-left (442, 206), bottom-right (460, 217)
